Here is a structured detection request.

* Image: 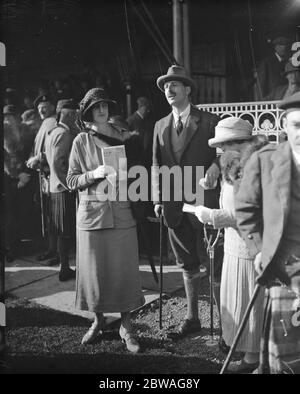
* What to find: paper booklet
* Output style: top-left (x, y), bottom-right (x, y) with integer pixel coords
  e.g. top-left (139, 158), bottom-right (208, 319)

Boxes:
top-left (101, 145), bottom-right (127, 173)
top-left (182, 203), bottom-right (197, 214)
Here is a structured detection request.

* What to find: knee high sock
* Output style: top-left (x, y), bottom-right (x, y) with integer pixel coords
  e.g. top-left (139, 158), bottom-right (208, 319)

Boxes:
top-left (58, 236), bottom-right (70, 271)
top-left (183, 272), bottom-right (201, 321)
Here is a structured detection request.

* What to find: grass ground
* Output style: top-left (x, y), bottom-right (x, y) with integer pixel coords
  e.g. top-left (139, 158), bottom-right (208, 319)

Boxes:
top-left (2, 277), bottom-right (230, 374)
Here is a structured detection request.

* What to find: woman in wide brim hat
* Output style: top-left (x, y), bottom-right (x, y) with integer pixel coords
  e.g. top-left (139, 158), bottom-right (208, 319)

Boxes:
top-left (195, 116), bottom-right (268, 372)
top-left (67, 88), bottom-right (145, 353)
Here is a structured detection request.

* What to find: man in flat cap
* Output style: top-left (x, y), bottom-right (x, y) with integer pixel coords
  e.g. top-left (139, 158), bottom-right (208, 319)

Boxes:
top-left (152, 65), bottom-right (220, 338)
top-left (44, 99), bottom-right (78, 281)
top-left (235, 91), bottom-right (300, 373)
top-left (264, 59), bottom-right (300, 101)
top-left (255, 36), bottom-right (290, 99)
top-left (26, 94), bottom-right (57, 263)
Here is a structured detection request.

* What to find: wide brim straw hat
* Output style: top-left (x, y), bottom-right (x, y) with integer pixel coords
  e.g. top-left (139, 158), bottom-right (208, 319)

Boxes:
top-left (208, 117), bottom-right (253, 148)
top-left (79, 88), bottom-right (117, 121)
top-left (157, 65), bottom-right (197, 93)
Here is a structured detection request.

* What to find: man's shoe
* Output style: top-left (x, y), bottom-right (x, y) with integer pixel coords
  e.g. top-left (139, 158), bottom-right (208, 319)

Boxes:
top-left (119, 326), bottom-right (141, 353)
top-left (227, 359), bottom-right (259, 373)
top-left (58, 268), bottom-right (76, 282)
top-left (36, 250), bottom-right (56, 261)
top-left (81, 318), bottom-right (106, 345)
top-left (167, 318), bottom-right (201, 340)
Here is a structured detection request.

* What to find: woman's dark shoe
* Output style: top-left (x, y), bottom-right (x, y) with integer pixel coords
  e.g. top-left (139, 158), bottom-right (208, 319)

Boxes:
top-left (119, 325), bottom-right (141, 353)
top-left (227, 359), bottom-right (259, 373)
top-left (81, 317), bottom-right (107, 345)
top-left (167, 318), bottom-right (202, 340)
top-left (58, 268), bottom-right (76, 282)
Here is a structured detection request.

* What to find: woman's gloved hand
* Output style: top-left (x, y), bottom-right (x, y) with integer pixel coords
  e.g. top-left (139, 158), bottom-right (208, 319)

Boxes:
top-left (195, 205), bottom-right (213, 224)
top-left (92, 165), bottom-right (114, 179)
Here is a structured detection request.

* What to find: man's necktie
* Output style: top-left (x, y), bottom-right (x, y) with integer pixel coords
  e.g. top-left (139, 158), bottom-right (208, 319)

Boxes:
top-left (176, 115), bottom-right (183, 136)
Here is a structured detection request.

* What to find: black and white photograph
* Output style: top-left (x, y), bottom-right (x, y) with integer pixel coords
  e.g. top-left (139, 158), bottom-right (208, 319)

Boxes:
top-left (1, 0), bottom-right (300, 377)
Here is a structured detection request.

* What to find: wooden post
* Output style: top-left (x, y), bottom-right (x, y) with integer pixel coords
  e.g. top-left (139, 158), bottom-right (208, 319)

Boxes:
top-left (173, 0), bottom-right (184, 66)
top-left (183, 0), bottom-right (191, 75)
top-left (125, 80), bottom-right (132, 118)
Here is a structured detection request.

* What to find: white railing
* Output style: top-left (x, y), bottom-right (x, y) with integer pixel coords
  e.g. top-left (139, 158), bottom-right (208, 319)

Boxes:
top-left (198, 100), bottom-right (286, 143)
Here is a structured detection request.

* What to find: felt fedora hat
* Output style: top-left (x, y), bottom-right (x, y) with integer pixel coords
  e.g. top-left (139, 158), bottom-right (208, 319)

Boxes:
top-left (79, 88), bottom-right (117, 121)
top-left (157, 65), bottom-right (197, 92)
top-left (208, 117), bottom-right (253, 148)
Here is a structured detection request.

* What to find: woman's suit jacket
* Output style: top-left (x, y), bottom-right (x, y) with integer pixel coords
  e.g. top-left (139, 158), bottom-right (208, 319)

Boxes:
top-left (67, 130), bottom-right (136, 231)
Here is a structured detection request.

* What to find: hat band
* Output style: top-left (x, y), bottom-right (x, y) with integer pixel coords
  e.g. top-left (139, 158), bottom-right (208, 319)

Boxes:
top-left (215, 127), bottom-right (252, 138)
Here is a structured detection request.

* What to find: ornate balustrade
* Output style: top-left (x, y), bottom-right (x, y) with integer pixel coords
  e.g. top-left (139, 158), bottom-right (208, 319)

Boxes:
top-left (198, 100), bottom-right (286, 143)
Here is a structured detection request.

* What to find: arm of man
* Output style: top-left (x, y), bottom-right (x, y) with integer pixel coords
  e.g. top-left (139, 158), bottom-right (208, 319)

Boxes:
top-left (52, 131), bottom-right (74, 191)
top-left (234, 150), bottom-right (263, 258)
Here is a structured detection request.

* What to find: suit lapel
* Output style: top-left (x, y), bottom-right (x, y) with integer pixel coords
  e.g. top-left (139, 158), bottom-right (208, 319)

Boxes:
top-left (179, 106), bottom-right (200, 163)
top-left (161, 113), bottom-right (177, 163)
top-left (271, 142), bottom-right (292, 227)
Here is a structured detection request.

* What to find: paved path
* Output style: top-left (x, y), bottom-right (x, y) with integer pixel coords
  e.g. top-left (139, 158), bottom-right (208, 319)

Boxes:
top-left (5, 254), bottom-right (194, 325)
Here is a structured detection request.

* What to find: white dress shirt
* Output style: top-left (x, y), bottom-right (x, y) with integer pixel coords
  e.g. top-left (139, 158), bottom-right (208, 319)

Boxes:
top-left (172, 104), bottom-right (191, 128)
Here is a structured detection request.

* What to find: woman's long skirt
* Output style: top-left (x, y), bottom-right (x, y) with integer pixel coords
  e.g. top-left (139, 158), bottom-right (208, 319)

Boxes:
top-left (220, 253), bottom-right (265, 353)
top-left (76, 224), bottom-right (145, 313)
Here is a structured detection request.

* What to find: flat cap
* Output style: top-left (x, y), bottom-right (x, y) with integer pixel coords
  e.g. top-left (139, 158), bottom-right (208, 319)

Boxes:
top-left (34, 94), bottom-right (54, 108)
top-left (278, 91), bottom-right (300, 111)
top-left (56, 98), bottom-right (78, 113)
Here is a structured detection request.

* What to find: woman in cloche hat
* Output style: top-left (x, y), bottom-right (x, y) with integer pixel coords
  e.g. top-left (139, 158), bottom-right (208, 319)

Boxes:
top-left (195, 117), bottom-right (268, 373)
top-left (66, 88), bottom-right (145, 353)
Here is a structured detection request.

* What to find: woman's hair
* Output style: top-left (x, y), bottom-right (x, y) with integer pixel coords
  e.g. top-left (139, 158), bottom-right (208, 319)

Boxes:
top-left (76, 101), bottom-right (111, 131)
top-left (220, 134), bottom-right (269, 185)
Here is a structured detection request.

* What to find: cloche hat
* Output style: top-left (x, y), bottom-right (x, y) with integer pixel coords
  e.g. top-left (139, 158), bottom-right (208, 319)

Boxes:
top-left (208, 117), bottom-right (253, 148)
top-left (79, 88), bottom-right (117, 121)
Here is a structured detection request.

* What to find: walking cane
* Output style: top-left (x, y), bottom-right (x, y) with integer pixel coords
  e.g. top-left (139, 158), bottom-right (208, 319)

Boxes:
top-left (220, 283), bottom-right (261, 374)
top-left (159, 213), bottom-right (164, 329)
top-left (140, 220), bottom-right (158, 284)
top-left (38, 170), bottom-right (45, 238)
top-left (204, 224), bottom-right (221, 347)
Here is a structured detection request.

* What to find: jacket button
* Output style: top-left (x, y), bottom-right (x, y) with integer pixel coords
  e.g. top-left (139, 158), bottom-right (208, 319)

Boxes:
top-left (248, 234), bottom-right (253, 239)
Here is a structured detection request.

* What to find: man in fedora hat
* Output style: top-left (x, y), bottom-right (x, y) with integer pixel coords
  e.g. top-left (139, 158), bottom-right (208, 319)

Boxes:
top-left (264, 59), bottom-right (300, 101)
top-left (152, 65), bottom-right (220, 338)
top-left (235, 91), bottom-right (300, 373)
top-left (44, 99), bottom-right (78, 281)
top-left (255, 36), bottom-right (290, 99)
